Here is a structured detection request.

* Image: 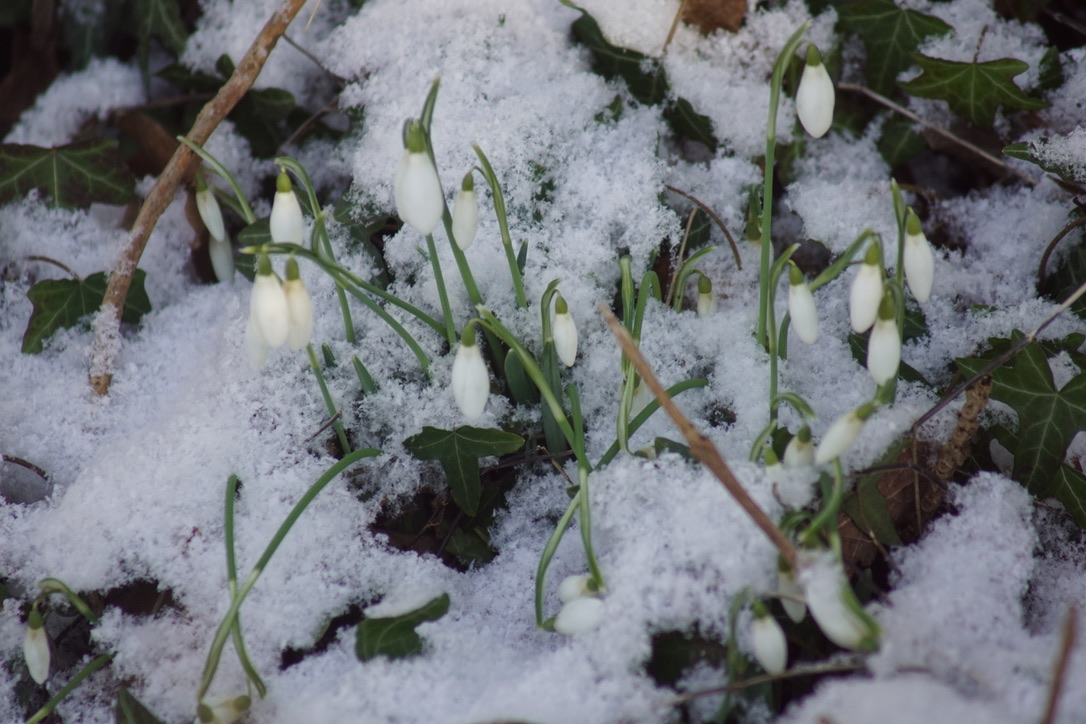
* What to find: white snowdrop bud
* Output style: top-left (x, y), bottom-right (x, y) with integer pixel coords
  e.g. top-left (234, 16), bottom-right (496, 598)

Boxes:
top-left (787, 264), bottom-right (819, 344)
top-left (815, 402), bottom-right (876, 464)
top-left (23, 606), bottom-right (49, 685)
top-left (557, 574), bottom-right (595, 604)
top-left (553, 294), bottom-right (578, 367)
top-left (245, 315), bottom-right (268, 367)
top-left (795, 44), bottom-right (835, 139)
top-left (394, 120), bottom-right (444, 236)
top-left (783, 426), bottom-right (814, 468)
top-left (250, 254), bottom-right (290, 350)
top-left (452, 323), bottom-right (489, 420)
top-left (750, 603), bottom-right (787, 675)
top-left (451, 172), bottom-right (479, 250)
top-left (270, 169), bottom-right (305, 244)
top-left (849, 243), bottom-right (884, 334)
top-left (801, 556), bottom-right (880, 651)
top-left (778, 564), bottom-right (806, 623)
top-left (903, 209), bottom-right (934, 303)
top-left (283, 257), bottom-right (314, 350)
top-left (209, 236), bottom-right (234, 284)
top-left (554, 596), bottom-right (605, 635)
top-left (196, 695), bottom-right (251, 724)
top-left (867, 294), bottom-right (900, 386)
top-left (195, 176), bottom-right (226, 243)
top-left (697, 275), bottom-right (716, 317)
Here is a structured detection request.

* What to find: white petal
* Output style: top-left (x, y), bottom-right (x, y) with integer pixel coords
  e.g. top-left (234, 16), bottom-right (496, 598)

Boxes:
top-left (751, 615), bottom-right (788, 675)
top-left (557, 574), bottom-right (593, 603)
top-left (208, 236), bottom-right (234, 284)
top-left (451, 343), bottom-right (489, 420)
top-left (801, 557), bottom-right (875, 651)
top-left (867, 316), bottom-right (901, 386)
top-left (849, 263), bottom-right (883, 334)
top-left (815, 410), bottom-right (864, 464)
top-left (783, 434), bottom-right (814, 468)
top-left (904, 231), bottom-right (935, 303)
top-left (788, 281), bottom-right (819, 344)
top-left (394, 151), bottom-right (444, 236)
top-left (554, 596), bottom-right (605, 635)
top-left (553, 311), bottom-right (578, 367)
top-left (778, 568), bottom-right (806, 623)
top-left (270, 189), bottom-right (305, 244)
top-left (250, 273), bottom-right (289, 349)
top-left (796, 62), bottom-right (835, 138)
top-left (697, 291), bottom-right (716, 317)
top-left (196, 187), bottom-right (225, 242)
top-left (23, 625), bottom-right (50, 684)
top-left (451, 188), bottom-right (479, 250)
top-left (284, 278), bottom-right (314, 350)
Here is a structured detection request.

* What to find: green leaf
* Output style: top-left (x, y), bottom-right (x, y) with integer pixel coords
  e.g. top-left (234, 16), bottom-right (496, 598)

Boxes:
top-left (1004, 138), bottom-right (1086, 185)
top-left (957, 336), bottom-right (1086, 520)
top-left (877, 114), bottom-right (926, 168)
top-left (900, 54), bottom-right (1049, 128)
top-left (0, 139), bottom-right (135, 208)
top-left (662, 97), bottom-right (719, 154)
top-left (403, 426), bottom-right (524, 515)
top-left (838, 0), bottom-right (952, 96)
top-left (132, 0), bottom-right (187, 54)
top-left (355, 593), bottom-right (450, 661)
top-left (1053, 465), bottom-right (1086, 527)
top-left (115, 687), bottom-right (166, 724)
top-left (22, 270), bottom-right (151, 354)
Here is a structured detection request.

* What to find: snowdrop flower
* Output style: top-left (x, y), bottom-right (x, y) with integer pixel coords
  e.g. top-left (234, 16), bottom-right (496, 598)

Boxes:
top-left (849, 243), bottom-right (884, 334)
top-left (867, 293), bottom-right (900, 386)
top-left (23, 606), bottom-right (49, 684)
top-left (452, 323), bottom-right (489, 420)
top-left (552, 294), bottom-right (578, 367)
top-left (451, 171), bottom-right (478, 250)
top-left (795, 44), bottom-right (835, 139)
top-left (750, 603), bottom-right (787, 675)
top-left (249, 254), bottom-right (290, 352)
top-left (802, 556), bottom-right (880, 651)
top-left (208, 237), bottom-right (235, 284)
top-left (558, 573), bottom-right (596, 603)
top-left (283, 257), bottom-right (314, 350)
top-left (270, 169), bottom-right (305, 245)
top-left (783, 426), bottom-right (814, 468)
top-left (554, 596), bottom-right (605, 635)
top-left (196, 695), bottom-right (251, 724)
top-left (394, 120), bottom-right (444, 236)
top-left (787, 264), bottom-right (819, 344)
top-left (697, 274), bottom-right (716, 317)
top-left (815, 402), bottom-right (876, 464)
top-left (903, 208), bottom-right (934, 303)
top-left (195, 175), bottom-right (225, 243)
top-left (778, 565), bottom-right (806, 623)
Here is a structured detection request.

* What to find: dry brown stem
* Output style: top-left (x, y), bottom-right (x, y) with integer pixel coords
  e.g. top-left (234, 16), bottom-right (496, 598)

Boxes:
top-left (599, 304), bottom-right (798, 570)
top-left (89, 0), bottom-right (310, 396)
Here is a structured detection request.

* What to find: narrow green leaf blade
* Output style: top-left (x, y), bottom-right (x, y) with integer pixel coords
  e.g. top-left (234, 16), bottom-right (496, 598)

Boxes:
top-left (116, 687), bottom-right (167, 724)
top-left (356, 593), bottom-right (450, 661)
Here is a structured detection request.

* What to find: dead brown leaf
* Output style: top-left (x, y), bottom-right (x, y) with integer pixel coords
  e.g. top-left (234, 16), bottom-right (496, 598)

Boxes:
top-left (683, 0), bottom-right (745, 34)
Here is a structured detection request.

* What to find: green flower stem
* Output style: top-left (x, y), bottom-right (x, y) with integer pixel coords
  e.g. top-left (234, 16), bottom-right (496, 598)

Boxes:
top-left (764, 244), bottom-right (800, 439)
top-left (670, 246), bottom-right (716, 313)
top-left (197, 448), bottom-right (380, 703)
top-left (890, 179), bottom-right (907, 290)
top-left (800, 459), bottom-right (844, 546)
top-left (748, 391), bottom-right (817, 461)
top-left (567, 386), bottom-right (603, 589)
top-left (473, 144), bottom-right (527, 308)
top-left (178, 138), bottom-right (257, 224)
top-left (425, 233), bottom-right (457, 345)
top-left (25, 653), bottom-right (112, 724)
top-left (809, 229), bottom-right (876, 292)
top-left (596, 378), bottom-right (709, 467)
top-left (306, 344), bottom-right (351, 454)
top-left (37, 578), bottom-right (98, 624)
top-left (756, 22), bottom-right (810, 351)
top-left (223, 475), bottom-right (266, 699)
top-left (534, 489), bottom-right (582, 626)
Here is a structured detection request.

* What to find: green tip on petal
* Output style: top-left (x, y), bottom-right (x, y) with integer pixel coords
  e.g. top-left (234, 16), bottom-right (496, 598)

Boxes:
top-left (697, 274), bottom-right (712, 293)
top-left (460, 322), bottom-right (478, 347)
top-left (286, 256), bottom-right (300, 281)
top-left (789, 263), bottom-right (804, 286)
top-left (276, 169), bottom-right (292, 193)
top-left (28, 606), bottom-right (44, 629)
top-left (461, 171), bottom-right (474, 192)
top-left (906, 208), bottom-right (922, 236)
top-left (797, 425), bottom-right (812, 443)
top-left (555, 294), bottom-right (568, 315)
top-left (234, 696), bottom-right (252, 712)
top-left (257, 253), bottom-right (272, 277)
top-left (195, 174), bottom-right (208, 192)
top-left (877, 291), bottom-right (895, 321)
top-left (404, 120), bottom-right (427, 154)
top-left (752, 599), bottom-right (770, 618)
top-left (197, 704), bottom-right (214, 723)
top-left (764, 447), bottom-right (780, 467)
top-left (863, 242), bottom-right (882, 266)
top-left (805, 43), bottom-right (823, 67)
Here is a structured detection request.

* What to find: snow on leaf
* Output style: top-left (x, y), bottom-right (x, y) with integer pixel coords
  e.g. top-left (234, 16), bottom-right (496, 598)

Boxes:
top-left (839, 0), bottom-right (952, 97)
top-left (900, 54), bottom-right (1049, 128)
top-left (403, 426), bottom-right (524, 516)
top-left (355, 593), bottom-right (450, 661)
top-left (0, 139), bottom-right (135, 208)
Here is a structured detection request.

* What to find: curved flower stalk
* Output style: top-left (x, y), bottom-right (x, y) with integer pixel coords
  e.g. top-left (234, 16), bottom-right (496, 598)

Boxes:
top-left (867, 293), bottom-right (901, 386)
top-left (903, 208), bottom-right (934, 303)
top-left (778, 563), bottom-right (807, 623)
top-left (395, 120), bottom-right (444, 236)
top-left (795, 44), bottom-right (835, 139)
top-left (815, 402), bottom-right (876, 464)
top-left (787, 264), bottom-right (819, 344)
top-left (270, 169), bottom-right (305, 244)
top-left (849, 243), bottom-right (885, 334)
top-left (552, 294), bottom-right (578, 367)
top-left (451, 171), bottom-right (479, 251)
top-left (750, 601), bottom-right (787, 675)
top-left (451, 323), bottom-right (490, 420)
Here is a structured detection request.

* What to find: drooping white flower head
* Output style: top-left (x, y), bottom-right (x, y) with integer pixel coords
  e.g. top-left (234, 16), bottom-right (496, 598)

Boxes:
top-left (451, 171), bottom-right (479, 250)
top-left (800, 553), bottom-right (880, 651)
top-left (787, 264), bottom-right (819, 344)
top-left (557, 573), bottom-right (595, 604)
top-left (697, 274), bottom-right (716, 317)
top-left (867, 293), bottom-right (901, 386)
top-left (23, 606), bottom-right (49, 685)
top-left (552, 294), bottom-right (578, 367)
top-left (283, 257), bottom-right (314, 351)
top-left (270, 169), bottom-right (305, 245)
top-left (452, 323), bottom-right (489, 420)
top-left (750, 603), bottom-right (787, 675)
top-left (903, 208), bottom-right (934, 303)
top-left (849, 243), bottom-right (884, 334)
top-left (394, 120), bottom-right (444, 236)
top-left (249, 253), bottom-right (289, 350)
top-left (795, 44), bottom-right (835, 139)
top-left (778, 564), bottom-right (807, 623)
top-left (195, 175), bottom-right (225, 243)
top-left (196, 695), bottom-right (251, 724)
top-left (553, 596), bottom-right (605, 635)
top-left (783, 426), bottom-right (814, 468)
top-left (815, 402), bottom-right (876, 464)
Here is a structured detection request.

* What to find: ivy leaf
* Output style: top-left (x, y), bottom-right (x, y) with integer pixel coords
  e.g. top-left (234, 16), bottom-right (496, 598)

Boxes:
top-left (22, 270), bottom-right (151, 354)
top-left (115, 687), bottom-right (166, 724)
top-left (131, 0), bottom-right (186, 78)
top-left (355, 593), bottom-right (450, 661)
top-left (1004, 136), bottom-right (1086, 185)
top-left (403, 426), bottom-right (524, 515)
top-left (957, 335), bottom-right (1086, 523)
top-left (900, 54), bottom-right (1049, 128)
top-left (0, 139), bottom-right (135, 208)
top-left (838, 0), bottom-right (951, 96)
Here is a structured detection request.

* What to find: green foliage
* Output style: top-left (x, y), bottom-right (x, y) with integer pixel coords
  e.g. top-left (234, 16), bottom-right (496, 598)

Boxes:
top-left (115, 688), bottom-right (166, 724)
top-left (403, 426), bottom-right (525, 516)
top-left (957, 333), bottom-right (1086, 526)
top-left (877, 115), bottom-right (926, 168)
top-left (900, 55), bottom-right (1049, 128)
top-left (0, 139), bottom-right (135, 208)
top-left (355, 593), bottom-right (450, 661)
top-left (131, 0), bottom-right (187, 71)
top-left (838, 0), bottom-right (952, 96)
top-left (23, 270), bottom-right (152, 354)
top-left (840, 439), bottom-right (909, 547)
top-left (1004, 138), bottom-right (1086, 185)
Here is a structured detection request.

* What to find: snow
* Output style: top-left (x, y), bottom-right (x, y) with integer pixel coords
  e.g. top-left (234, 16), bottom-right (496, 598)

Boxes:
top-left (2, 0), bottom-right (1084, 721)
